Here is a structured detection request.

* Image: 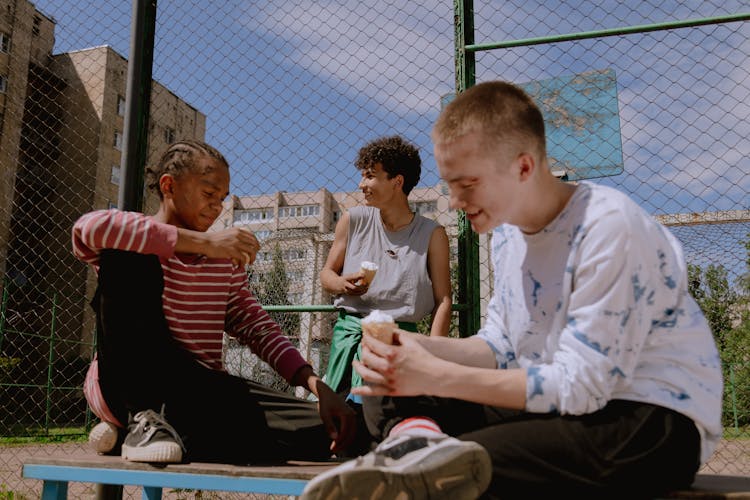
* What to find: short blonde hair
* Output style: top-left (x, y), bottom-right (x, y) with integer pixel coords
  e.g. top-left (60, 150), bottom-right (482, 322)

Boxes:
top-left (432, 81), bottom-right (546, 159)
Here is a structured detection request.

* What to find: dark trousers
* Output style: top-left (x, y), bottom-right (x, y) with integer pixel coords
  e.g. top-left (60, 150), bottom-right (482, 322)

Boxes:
top-left (364, 394), bottom-right (701, 499)
top-left (92, 250), bottom-right (331, 464)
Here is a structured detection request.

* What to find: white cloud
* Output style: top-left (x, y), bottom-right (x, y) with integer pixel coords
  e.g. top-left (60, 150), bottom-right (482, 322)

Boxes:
top-left (238, 1), bottom-right (455, 115)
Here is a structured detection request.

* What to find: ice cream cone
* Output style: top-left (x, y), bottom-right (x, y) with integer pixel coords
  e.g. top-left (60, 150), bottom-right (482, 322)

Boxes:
top-left (361, 310), bottom-right (396, 345)
top-left (360, 261), bottom-right (379, 286)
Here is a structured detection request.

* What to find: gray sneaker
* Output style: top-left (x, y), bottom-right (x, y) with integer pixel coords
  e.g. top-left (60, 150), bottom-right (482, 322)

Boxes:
top-left (121, 408), bottom-right (185, 463)
top-left (301, 433), bottom-right (491, 500)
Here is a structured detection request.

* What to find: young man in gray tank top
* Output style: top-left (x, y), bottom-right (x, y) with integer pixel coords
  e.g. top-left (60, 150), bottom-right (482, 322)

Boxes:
top-left (319, 135), bottom-right (452, 454)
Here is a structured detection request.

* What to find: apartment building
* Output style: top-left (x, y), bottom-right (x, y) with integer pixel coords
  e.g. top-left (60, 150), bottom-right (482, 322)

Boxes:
top-left (0, 0), bottom-right (55, 294)
top-left (0, 1), bottom-right (205, 367)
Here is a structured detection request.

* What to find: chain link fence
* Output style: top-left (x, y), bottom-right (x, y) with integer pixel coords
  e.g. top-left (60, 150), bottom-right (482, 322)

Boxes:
top-left (0, 0), bottom-right (748, 497)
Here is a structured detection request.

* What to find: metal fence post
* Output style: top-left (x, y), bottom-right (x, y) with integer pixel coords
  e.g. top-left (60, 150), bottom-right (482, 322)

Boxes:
top-left (119, 0), bottom-right (158, 212)
top-left (453, 0), bottom-right (481, 338)
top-left (45, 292), bottom-right (58, 433)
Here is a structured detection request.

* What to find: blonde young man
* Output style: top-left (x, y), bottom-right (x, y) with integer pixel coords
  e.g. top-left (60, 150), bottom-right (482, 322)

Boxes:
top-left (301, 82), bottom-right (722, 500)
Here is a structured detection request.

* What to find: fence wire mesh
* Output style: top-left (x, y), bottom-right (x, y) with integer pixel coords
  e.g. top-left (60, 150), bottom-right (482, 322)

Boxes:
top-left (0, 0), bottom-right (748, 497)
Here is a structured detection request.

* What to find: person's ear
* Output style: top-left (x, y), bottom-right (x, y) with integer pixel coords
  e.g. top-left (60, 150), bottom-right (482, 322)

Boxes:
top-left (159, 174), bottom-right (175, 199)
top-left (517, 153), bottom-right (535, 182)
top-left (394, 174), bottom-right (404, 189)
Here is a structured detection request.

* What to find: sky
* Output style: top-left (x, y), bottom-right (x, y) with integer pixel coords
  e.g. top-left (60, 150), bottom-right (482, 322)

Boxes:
top-left (32, 0), bottom-right (750, 281)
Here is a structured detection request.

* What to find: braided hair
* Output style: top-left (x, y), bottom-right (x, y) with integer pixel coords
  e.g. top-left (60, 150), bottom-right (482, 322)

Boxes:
top-left (146, 140), bottom-right (228, 199)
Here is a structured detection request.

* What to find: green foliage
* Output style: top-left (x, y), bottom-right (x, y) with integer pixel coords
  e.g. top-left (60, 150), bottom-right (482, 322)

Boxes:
top-left (257, 243), bottom-right (300, 337)
top-left (0, 357), bottom-right (20, 384)
top-left (245, 243), bottom-right (298, 395)
top-left (689, 232), bottom-right (750, 428)
top-left (688, 263), bottom-right (738, 350)
top-left (0, 426), bottom-right (87, 444)
top-left (740, 235), bottom-right (750, 295)
top-left (0, 484), bottom-right (29, 500)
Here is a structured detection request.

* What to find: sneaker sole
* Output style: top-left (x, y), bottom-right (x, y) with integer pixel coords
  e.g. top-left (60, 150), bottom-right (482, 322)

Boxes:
top-left (89, 422), bottom-right (119, 454)
top-left (122, 442), bottom-right (183, 463)
top-left (302, 441), bottom-right (491, 500)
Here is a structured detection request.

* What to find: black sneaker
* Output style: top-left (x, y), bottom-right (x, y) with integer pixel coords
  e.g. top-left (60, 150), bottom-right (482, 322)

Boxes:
top-left (301, 432), bottom-right (492, 500)
top-left (121, 408), bottom-right (185, 463)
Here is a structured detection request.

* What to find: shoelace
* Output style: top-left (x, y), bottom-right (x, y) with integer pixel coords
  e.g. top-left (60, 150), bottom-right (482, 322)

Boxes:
top-left (132, 406), bottom-right (187, 452)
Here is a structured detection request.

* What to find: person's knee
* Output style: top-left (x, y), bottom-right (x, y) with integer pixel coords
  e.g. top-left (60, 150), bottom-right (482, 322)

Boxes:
top-left (97, 250), bottom-right (163, 298)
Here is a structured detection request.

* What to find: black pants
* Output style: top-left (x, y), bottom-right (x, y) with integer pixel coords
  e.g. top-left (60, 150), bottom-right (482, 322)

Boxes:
top-left (92, 250), bottom-right (331, 464)
top-left (364, 394), bottom-right (701, 498)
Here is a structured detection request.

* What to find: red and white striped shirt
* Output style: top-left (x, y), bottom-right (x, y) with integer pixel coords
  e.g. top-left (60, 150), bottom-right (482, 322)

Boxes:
top-left (73, 210), bottom-right (308, 424)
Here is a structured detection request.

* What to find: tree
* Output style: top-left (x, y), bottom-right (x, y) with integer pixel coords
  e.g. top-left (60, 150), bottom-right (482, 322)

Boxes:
top-left (689, 233), bottom-right (750, 428)
top-left (258, 242), bottom-right (300, 337)
top-left (688, 263), bottom-right (737, 351)
top-left (249, 242), bottom-right (300, 394)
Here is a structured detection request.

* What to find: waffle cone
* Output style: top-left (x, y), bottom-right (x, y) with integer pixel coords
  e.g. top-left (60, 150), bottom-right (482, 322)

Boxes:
top-left (362, 321), bottom-right (397, 345)
top-left (360, 267), bottom-right (377, 285)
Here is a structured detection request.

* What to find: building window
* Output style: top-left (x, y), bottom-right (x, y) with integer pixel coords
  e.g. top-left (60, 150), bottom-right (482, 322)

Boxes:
top-left (111, 165), bottom-right (121, 186)
top-left (0, 32), bottom-right (9, 53)
top-left (233, 208), bottom-right (274, 225)
top-left (32, 16), bottom-right (41, 36)
top-left (117, 95), bottom-right (126, 116)
top-left (0, 74), bottom-right (7, 93)
top-left (114, 131), bottom-right (123, 151)
top-left (411, 200), bottom-right (437, 215)
top-left (254, 230), bottom-right (272, 240)
top-left (283, 249), bottom-right (306, 261)
top-left (164, 127), bottom-right (175, 144)
top-left (255, 251), bottom-right (271, 262)
top-left (278, 205), bottom-right (320, 218)
top-left (286, 270), bottom-right (304, 281)
top-left (332, 210), bottom-right (341, 223)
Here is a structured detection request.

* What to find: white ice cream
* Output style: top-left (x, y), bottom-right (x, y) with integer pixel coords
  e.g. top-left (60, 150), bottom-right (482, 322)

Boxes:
top-left (361, 261), bottom-right (379, 271)
top-left (362, 309), bottom-right (394, 324)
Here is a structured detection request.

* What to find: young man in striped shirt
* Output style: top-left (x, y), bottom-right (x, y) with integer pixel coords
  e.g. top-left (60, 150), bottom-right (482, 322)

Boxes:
top-left (74, 140), bottom-right (355, 464)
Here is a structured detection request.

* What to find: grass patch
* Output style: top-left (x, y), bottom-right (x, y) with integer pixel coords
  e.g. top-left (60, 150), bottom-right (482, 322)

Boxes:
top-left (0, 426), bottom-right (87, 446)
top-left (0, 483), bottom-right (30, 499)
top-left (723, 427), bottom-right (750, 440)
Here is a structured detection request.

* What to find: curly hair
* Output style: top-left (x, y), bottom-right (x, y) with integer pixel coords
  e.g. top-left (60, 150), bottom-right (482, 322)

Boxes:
top-left (355, 135), bottom-right (421, 195)
top-left (146, 140), bottom-right (229, 199)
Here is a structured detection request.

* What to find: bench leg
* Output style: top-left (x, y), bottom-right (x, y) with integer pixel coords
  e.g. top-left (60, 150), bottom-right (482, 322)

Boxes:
top-left (142, 486), bottom-right (163, 500)
top-left (95, 483), bottom-right (123, 500)
top-left (41, 480), bottom-right (68, 500)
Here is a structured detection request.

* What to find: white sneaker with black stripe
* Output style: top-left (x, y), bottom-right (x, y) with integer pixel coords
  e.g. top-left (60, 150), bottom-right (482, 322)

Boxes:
top-left (121, 408), bottom-right (185, 463)
top-left (301, 432), bottom-right (491, 500)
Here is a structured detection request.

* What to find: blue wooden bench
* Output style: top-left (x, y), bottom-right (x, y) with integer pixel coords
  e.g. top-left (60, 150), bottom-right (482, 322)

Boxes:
top-left (22, 455), bottom-right (338, 499)
top-left (22, 454), bottom-right (750, 499)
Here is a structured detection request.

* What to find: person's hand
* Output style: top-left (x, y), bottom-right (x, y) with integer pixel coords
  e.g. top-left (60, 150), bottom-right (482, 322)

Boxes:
top-left (313, 379), bottom-right (357, 454)
top-left (200, 227), bottom-right (260, 267)
top-left (341, 271), bottom-right (368, 296)
top-left (352, 330), bottom-right (443, 397)
top-left (292, 365), bottom-right (356, 454)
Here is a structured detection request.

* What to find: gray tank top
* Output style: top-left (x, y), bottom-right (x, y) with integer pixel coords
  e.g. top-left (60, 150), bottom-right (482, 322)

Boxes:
top-left (334, 206), bottom-right (440, 322)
